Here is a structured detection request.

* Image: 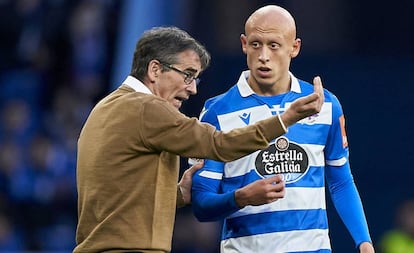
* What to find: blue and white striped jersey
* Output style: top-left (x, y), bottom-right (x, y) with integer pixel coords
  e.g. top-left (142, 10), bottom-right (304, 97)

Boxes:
top-left (192, 71), bottom-right (372, 253)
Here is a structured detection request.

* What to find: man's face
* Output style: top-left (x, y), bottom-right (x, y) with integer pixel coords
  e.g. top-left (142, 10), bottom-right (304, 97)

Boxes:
top-left (241, 19), bottom-right (300, 90)
top-left (156, 50), bottom-right (201, 109)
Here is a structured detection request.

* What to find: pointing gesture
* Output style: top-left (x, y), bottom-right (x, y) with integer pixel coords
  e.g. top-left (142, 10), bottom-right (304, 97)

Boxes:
top-left (281, 76), bottom-right (324, 127)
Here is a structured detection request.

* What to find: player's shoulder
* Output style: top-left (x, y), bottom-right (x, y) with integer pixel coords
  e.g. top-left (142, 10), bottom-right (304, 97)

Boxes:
top-left (204, 85), bottom-right (240, 110)
top-left (200, 85), bottom-right (241, 122)
top-left (204, 93), bottom-right (226, 110)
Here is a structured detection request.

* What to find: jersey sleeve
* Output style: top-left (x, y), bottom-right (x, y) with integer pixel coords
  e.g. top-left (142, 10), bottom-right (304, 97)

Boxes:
top-left (192, 159), bottom-right (240, 221)
top-left (325, 94), bottom-right (372, 247)
top-left (191, 102), bottom-right (240, 222)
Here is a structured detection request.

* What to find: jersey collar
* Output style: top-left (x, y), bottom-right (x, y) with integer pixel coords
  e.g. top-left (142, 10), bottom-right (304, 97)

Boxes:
top-left (122, 76), bottom-right (153, 94)
top-left (237, 70), bottom-right (301, 97)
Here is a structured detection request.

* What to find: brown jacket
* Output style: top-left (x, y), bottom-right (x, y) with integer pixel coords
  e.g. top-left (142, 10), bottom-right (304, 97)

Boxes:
top-left (75, 84), bottom-right (286, 253)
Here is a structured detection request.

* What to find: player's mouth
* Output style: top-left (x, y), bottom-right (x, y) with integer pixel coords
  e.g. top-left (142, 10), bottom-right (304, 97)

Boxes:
top-left (257, 66), bottom-right (272, 77)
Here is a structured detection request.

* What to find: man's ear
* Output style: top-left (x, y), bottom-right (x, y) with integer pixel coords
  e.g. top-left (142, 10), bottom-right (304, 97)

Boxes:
top-left (147, 60), bottom-right (161, 82)
top-left (240, 34), bottom-right (248, 54)
top-left (290, 38), bottom-right (301, 58)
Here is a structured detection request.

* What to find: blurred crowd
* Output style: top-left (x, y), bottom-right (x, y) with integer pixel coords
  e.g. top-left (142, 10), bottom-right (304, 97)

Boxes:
top-left (0, 0), bottom-right (119, 250)
top-left (0, 1), bottom-right (220, 252)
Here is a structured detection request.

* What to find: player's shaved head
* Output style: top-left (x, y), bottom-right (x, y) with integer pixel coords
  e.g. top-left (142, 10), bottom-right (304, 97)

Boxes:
top-left (245, 5), bottom-right (297, 41)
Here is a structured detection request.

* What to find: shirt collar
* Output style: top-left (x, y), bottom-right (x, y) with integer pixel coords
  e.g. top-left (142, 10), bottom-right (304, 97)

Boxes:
top-left (237, 70), bottom-right (301, 97)
top-left (122, 75), bottom-right (153, 94)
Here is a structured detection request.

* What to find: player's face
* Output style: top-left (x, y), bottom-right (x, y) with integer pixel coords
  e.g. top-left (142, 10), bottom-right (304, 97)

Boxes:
top-left (156, 50), bottom-right (201, 109)
top-left (241, 21), bottom-right (300, 91)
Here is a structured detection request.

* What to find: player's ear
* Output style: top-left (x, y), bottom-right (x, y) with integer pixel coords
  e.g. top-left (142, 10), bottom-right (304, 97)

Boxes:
top-left (290, 38), bottom-right (301, 58)
top-left (240, 34), bottom-right (248, 54)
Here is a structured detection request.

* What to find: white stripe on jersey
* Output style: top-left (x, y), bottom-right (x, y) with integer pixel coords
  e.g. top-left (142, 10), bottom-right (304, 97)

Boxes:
top-left (199, 170), bottom-right (223, 180)
top-left (326, 156), bottom-right (347, 166)
top-left (217, 103), bottom-right (332, 132)
top-left (227, 187), bottom-right (326, 219)
top-left (224, 144), bottom-right (325, 178)
top-left (223, 150), bottom-right (260, 177)
top-left (290, 102), bottom-right (332, 125)
top-left (217, 105), bottom-right (273, 132)
top-left (221, 228), bottom-right (331, 253)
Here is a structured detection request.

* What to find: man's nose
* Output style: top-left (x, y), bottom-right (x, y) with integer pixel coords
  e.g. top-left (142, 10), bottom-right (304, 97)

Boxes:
top-left (186, 80), bottom-right (197, 95)
top-left (259, 47), bottom-right (270, 62)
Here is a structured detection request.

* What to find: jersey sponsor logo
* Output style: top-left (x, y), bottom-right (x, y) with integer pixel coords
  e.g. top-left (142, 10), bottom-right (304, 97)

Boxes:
top-left (255, 136), bottom-right (309, 183)
top-left (238, 112), bottom-right (251, 125)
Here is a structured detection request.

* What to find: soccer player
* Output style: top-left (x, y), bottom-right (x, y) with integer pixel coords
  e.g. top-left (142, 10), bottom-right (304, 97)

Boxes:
top-left (191, 5), bottom-right (375, 253)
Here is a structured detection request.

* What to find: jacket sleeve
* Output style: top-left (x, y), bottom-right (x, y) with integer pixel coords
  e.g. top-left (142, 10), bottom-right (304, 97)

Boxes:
top-left (139, 98), bottom-right (286, 162)
top-left (191, 104), bottom-right (242, 221)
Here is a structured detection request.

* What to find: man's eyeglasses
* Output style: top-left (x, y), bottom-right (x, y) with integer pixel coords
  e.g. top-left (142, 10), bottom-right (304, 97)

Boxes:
top-left (159, 62), bottom-right (200, 86)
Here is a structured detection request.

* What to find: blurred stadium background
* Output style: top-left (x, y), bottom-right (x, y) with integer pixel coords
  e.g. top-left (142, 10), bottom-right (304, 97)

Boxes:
top-left (0, 0), bottom-right (413, 252)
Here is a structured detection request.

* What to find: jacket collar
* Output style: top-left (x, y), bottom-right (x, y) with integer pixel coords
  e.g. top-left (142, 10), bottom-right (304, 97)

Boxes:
top-left (122, 75), bottom-right (152, 94)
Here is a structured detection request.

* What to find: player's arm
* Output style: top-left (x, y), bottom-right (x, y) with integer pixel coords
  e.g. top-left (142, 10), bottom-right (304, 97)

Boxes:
top-left (192, 160), bottom-right (286, 221)
top-left (191, 159), bottom-right (239, 222)
top-left (326, 162), bottom-right (373, 248)
top-left (191, 103), bottom-right (240, 221)
top-left (325, 97), bottom-right (373, 250)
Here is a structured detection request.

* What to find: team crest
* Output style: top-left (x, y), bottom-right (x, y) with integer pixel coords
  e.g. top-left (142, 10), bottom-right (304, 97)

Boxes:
top-left (255, 136), bottom-right (309, 183)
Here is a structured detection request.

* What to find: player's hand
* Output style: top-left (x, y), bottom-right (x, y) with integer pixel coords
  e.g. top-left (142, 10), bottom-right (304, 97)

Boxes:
top-left (234, 174), bottom-right (285, 208)
top-left (359, 242), bottom-right (375, 253)
top-left (281, 76), bottom-right (324, 127)
top-left (178, 159), bottom-right (204, 205)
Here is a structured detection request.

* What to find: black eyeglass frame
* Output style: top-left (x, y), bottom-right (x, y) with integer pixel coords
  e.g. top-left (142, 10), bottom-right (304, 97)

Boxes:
top-left (159, 62), bottom-right (201, 86)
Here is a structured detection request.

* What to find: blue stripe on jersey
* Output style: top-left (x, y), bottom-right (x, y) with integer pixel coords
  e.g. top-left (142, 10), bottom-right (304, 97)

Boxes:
top-left (286, 124), bottom-right (330, 146)
top-left (287, 167), bottom-right (325, 188)
top-left (222, 209), bottom-right (328, 240)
